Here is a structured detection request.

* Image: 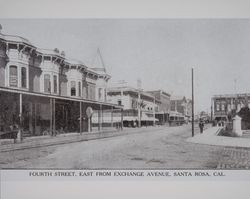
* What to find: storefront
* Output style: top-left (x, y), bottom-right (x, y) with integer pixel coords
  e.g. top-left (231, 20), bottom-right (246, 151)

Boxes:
top-left (0, 87), bottom-right (123, 140)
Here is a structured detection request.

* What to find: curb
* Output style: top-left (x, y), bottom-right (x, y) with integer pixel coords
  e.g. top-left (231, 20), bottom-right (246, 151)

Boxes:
top-left (0, 127), bottom-right (166, 153)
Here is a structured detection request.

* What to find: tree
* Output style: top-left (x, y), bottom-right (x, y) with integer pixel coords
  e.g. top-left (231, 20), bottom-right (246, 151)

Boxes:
top-left (138, 100), bottom-right (146, 109)
top-left (238, 106), bottom-right (250, 130)
top-left (238, 107), bottom-right (250, 122)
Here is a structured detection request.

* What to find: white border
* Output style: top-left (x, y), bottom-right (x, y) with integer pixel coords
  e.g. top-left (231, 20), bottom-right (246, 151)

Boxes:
top-left (1, 0), bottom-right (250, 199)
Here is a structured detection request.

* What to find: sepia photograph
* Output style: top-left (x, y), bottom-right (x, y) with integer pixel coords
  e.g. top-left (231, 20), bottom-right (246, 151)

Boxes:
top-left (1, 18), bottom-right (250, 170)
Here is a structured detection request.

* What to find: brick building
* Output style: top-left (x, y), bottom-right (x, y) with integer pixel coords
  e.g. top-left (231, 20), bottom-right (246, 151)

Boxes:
top-left (212, 93), bottom-right (250, 121)
top-left (146, 90), bottom-right (171, 125)
top-left (170, 96), bottom-right (192, 123)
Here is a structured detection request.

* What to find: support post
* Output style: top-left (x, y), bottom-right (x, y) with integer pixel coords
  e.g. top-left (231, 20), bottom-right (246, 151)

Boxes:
top-left (211, 98), bottom-right (213, 122)
top-left (101, 106), bottom-right (103, 130)
top-left (153, 97), bottom-right (156, 126)
top-left (192, 68), bottom-right (194, 137)
top-left (98, 104), bottom-right (102, 131)
top-left (138, 91), bottom-right (141, 128)
top-left (53, 98), bottom-right (56, 136)
top-left (120, 108), bottom-right (123, 130)
top-left (17, 93), bottom-right (23, 142)
top-left (111, 106), bottom-right (113, 128)
top-left (80, 101), bottom-right (82, 135)
top-left (50, 98), bottom-right (53, 136)
top-left (88, 117), bottom-right (91, 133)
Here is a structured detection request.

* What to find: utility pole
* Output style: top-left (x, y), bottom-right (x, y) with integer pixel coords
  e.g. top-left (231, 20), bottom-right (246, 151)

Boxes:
top-left (153, 96), bottom-right (156, 126)
top-left (138, 91), bottom-right (141, 128)
top-left (211, 98), bottom-right (213, 122)
top-left (137, 79), bottom-right (142, 128)
top-left (192, 68), bottom-right (194, 137)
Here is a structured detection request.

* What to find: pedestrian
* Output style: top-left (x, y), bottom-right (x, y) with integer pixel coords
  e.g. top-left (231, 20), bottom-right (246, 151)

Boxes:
top-left (199, 119), bottom-right (204, 133)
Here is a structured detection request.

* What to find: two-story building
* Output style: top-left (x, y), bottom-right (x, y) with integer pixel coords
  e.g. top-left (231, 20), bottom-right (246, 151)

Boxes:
top-left (170, 96), bottom-right (191, 124)
top-left (0, 26), bottom-right (122, 140)
top-left (107, 86), bottom-right (160, 127)
top-left (212, 93), bottom-right (250, 122)
top-left (146, 90), bottom-right (171, 125)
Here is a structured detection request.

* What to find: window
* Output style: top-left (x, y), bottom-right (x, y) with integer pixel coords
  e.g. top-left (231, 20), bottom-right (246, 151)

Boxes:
top-left (9, 65), bottom-right (18, 87)
top-left (98, 88), bottom-right (102, 100)
top-left (78, 82), bottom-right (81, 97)
top-left (21, 67), bottom-right (27, 88)
top-left (83, 86), bottom-right (87, 99)
top-left (104, 89), bottom-right (107, 101)
top-left (216, 103), bottom-right (220, 111)
top-left (53, 75), bottom-right (57, 93)
top-left (118, 100), bottom-right (122, 106)
top-left (44, 56), bottom-right (51, 61)
top-left (71, 81), bottom-right (76, 96)
top-left (221, 104), bottom-right (225, 111)
top-left (44, 74), bottom-right (51, 93)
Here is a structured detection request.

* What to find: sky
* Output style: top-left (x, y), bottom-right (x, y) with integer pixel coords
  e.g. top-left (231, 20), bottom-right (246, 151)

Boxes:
top-left (0, 19), bottom-right (250, 113)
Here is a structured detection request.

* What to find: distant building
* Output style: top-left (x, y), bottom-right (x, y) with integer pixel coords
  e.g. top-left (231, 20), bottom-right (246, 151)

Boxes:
top-left (186, 99), bottom-right (193, 121)
top-left (107, 86), bottom-right (160, 127)
top-left (170, 96), bottom-right (191, 122)
top-left (146, 90), bottom-right (171, 125)
top-left (212, 93), bottom-right (250, 121)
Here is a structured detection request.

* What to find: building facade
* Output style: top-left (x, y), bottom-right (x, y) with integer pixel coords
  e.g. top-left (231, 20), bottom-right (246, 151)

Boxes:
top-left (170, 96), bottom-right (192, 124)
top-left (107, 86), bottom-right (160, 127)
top-left (146, 90), bottom-right (171, 125)
top-left (212, 93), bottom-right (250, 121)
top-left (0, 26), bottom-right (122, 140)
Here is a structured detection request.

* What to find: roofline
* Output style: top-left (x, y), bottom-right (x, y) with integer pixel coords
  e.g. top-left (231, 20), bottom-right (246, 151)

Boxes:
top-left (0, 86), bottom-right (123, 109)
top-left (107, 87), bottom-right (161, 103)
top-left (213, 93), bottom-right (250, 99)
top-left (146, 90), bottom-right (171, 97)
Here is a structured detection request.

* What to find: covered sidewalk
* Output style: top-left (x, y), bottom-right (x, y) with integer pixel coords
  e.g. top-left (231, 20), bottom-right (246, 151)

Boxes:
top-left (0, 87), bottom-right (123, 142)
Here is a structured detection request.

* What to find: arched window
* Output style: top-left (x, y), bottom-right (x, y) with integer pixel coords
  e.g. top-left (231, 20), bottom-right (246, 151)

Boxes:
top-left (21, 67), bottom-right (27, 88)
top-left (44, 74), bottom-right (51, 93)
top-left (71, 81), bottom-right (76, 96)
top-left (9, 65), bottom-right (18, 87)
top-left (53, 75), bottom-right (57, 93)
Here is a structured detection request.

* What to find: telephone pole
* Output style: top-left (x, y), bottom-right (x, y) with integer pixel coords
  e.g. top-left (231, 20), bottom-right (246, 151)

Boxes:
top-left (192, 68), bottom-right (194, 137)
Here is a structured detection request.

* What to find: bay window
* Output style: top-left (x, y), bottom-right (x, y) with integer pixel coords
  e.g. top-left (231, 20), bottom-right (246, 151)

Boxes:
top-left (71, 81), bottom-right (76, 96)
top-left (44, 74), bottom-right (51, 93)
top-left (9, 65), bottom-right (18, 87)
top-left (53, 75), bottom-right (57, 93)
top-left (21, 67), bottom-right (27, 88)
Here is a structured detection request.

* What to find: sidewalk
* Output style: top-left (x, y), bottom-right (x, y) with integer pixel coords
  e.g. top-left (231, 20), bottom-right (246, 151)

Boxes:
top-left (187, 126), bottom-right (250, 148)
top-left (0, 126), bottom-right (165, 153)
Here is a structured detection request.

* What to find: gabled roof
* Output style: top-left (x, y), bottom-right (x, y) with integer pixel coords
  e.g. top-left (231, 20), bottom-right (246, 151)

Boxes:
top-left (91, 48), bottom-right (106, 72)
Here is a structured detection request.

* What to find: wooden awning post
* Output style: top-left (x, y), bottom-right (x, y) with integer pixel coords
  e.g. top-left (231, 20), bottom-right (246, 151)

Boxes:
top-left (50, 98), bottom-right (53, 136)
top-left (80, 101), bottom-right (82, 135)
top-left (111, 106), bottom-right (113, 128)
top-left (121, 108), bottom-right (123, 130)
top-left (53, 98), bottom-right (56, 136)
top-left (17, 93), bottom-right (23, 142)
